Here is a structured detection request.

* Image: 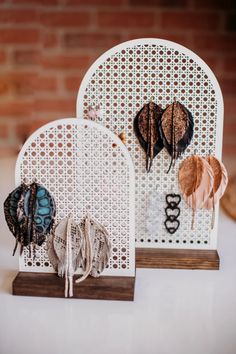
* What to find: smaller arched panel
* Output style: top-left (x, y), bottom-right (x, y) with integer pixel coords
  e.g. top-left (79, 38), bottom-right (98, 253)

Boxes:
top-left (15, 118), bottom-right (135, 277)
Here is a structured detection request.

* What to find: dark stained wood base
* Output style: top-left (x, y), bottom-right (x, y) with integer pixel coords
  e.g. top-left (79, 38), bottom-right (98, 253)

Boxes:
top-left (12, 272), bottom-right (135, 301)
top-left (136, 248), bottom-right (220, 270)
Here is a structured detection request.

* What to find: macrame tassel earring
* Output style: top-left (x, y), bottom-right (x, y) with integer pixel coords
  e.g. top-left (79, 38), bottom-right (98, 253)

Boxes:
top-left (159, 98), bottom-right (194, 173)
top-left (47, 215), bottom-right (83, 298)
top-left (178, 155), bottom-right (214, 229)
top-left (134, 99), bottom-right (164, 172)
top-left (76, 214), bottom-right (111, 282)
top-left (203, 155), bottom-right (228, 229)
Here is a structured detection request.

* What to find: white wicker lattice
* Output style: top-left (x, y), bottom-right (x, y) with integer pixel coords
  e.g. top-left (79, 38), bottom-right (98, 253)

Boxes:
top-left (76, 38), bottom-right (224, 250)
top-left (15, 118), bottom-right (135, 276)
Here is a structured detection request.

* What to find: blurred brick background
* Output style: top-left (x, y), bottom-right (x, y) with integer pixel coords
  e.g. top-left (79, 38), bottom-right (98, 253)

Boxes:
top-left (0, 0), bottom-right (235, 157)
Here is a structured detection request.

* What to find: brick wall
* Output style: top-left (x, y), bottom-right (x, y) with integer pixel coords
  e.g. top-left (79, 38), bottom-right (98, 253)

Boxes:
top-left (0, 0), bottom-right (235, 156)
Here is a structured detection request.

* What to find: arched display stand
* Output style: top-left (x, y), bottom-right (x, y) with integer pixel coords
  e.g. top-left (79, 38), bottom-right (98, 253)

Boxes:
top-left (13, 118), bottom-right (136, 300)
top-left (76, 38), bottom-right (223, 269)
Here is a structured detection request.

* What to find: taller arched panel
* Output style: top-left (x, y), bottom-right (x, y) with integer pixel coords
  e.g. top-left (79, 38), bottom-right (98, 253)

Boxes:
top-left (76, 38), bottom-right (224, 251)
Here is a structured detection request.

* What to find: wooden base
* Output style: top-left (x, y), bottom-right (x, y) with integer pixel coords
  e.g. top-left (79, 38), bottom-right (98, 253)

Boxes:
top-left (12, 272), bottom-right (135, 301)
top-left (136, 248), bottom-right (220, 270)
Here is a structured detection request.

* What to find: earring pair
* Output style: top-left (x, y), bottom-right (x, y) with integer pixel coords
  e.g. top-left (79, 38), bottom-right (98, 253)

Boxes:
top-left (178, 154), bottom-right (228, 229)
top-left (134, 98), bottom-right (194, 173)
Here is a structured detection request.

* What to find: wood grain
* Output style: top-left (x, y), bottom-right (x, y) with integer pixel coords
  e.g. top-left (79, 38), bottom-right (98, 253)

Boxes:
top-left (12, 272), bottom-right (135, 301)
top-left (136, 248), bottom-right (220, 270)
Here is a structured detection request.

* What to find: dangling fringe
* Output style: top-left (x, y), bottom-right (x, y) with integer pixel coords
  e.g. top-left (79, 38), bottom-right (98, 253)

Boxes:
top-left (75, 215), bottom-right (93, 284)
top-left (64, 215), bottom-right (73, 298)
top-left (146, 157), bottom-right (153, 173)
top-left (67, 216), bottom-right (73, 297)
top-left (211, 199), bottom-right (215, 230)
top-left (166, 156), bottom-right (174, 174)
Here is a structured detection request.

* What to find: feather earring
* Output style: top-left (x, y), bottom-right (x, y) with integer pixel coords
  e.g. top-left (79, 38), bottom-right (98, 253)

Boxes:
top-left (76, 214), bottom-right (111, 282)
top-left (134, 99), bottom-right (164, 172)
top-left (159, 99), bottom-right (194, 173)
top-left (203, 155), bottom-right (228, 229)
top-left (178, 155), bottom-right (214, 229)
top-left (4, 182), bottom-right (56, 256)
top-left (4, 182), bottom-right (28, 255)
top-left (47, 215), bottom-right (84, 297)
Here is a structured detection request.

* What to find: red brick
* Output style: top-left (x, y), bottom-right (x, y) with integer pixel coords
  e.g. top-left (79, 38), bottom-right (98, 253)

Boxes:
top-left (194, 34), bottom-right (236, 52)
top-left (42, 31), bottom-right (58, 48)
top-left (7, 72), bottom-right (36, 95)
top-left (0, 79), bottom-right (9, 96)
top-left (34, 98), bottom-right (74, 113)
top-left (0, 9), bottom-right (38, 24)
top-left (162, 11), bottom-right (220, 30)
top-left (98, 11), bottom-right (155, 28)
top-left (13, 50), bottom-right (39, 65)
top-left (41, 55), bottom-right (91, 70)
top-left (223, 143), bottom-right (236, 156)
top-left (64, 32), bottom-right (122, 48)
top-left (67, 0), bottom-right (124, 4)
top-left (224, 97), bottom-right (236, 117)
top-left (0, 146), bottom-right (18, 157)
top-left (0, 50), bottom-right (6, 63)
top-left (223, 57), bottom-right (236, 72)
top-left (220, 78), bottom-right (236, 95)
top-left (36, 76), bottom-right (58, 91)
top-left (124, 32), bottom-right (190, 47)
top-left (0, 100), bottom-right (33, 117)
top-left (29, 118), bottom-right (54, 133)
top-left (223, 122), bottom-right (236, 134)
top-left (0, 29), bottom-right (40, 45)
top-left (193, 0), bottom-right (235, 10)
top-left (11, 0), bottom-right (59, 4)
top-left (40, 10), bottom-right (91, 27)
top-left (16, 122), bottom-right (31, 141)
top-left (64, 76), bottom-right (82, 91)
top-left (0, 124), bottom-right (8, 139)
top-left (130, 0), bottom-right (187, 6)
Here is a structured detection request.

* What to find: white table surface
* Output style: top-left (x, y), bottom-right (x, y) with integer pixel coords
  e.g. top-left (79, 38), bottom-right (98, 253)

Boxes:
top-left (1, 157), bottom-right (236, 354)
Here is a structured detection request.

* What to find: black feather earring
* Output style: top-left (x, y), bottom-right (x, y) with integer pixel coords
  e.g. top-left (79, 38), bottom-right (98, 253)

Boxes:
top-left (4, 181), bottom-right (56, 256)
top-left (134, 99), bottom-right (164, 172)
top-left (159, 98), bottom-right (194, 173)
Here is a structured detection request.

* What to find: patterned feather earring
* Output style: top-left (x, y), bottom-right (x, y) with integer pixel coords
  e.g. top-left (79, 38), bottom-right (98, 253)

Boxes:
top-left (4, 181), bottom-right (56, 256)
top-left (134, 98), bottom-right (164, 172)
top-left (159, 98), bottom-right (194, 173)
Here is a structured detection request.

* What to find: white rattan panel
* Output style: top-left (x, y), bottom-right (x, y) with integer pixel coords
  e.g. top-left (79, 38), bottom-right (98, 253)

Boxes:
top-left (76, 38), bottom-right (224, 250)
top-left (15, 118), bottom-right (135, 276)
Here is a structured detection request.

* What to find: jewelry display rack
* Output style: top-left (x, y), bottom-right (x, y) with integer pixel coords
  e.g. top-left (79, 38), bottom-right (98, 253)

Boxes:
top-left (76, 38), bottom-right (223, 270)
top-left (13, 119), bottom-right (136, 300)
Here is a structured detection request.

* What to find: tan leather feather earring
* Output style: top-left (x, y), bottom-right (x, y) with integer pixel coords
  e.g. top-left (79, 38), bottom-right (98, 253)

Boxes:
top-left (203, 155), bottom-right (228, 229)
top-left (178, 155), bottom-right (214, 229)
